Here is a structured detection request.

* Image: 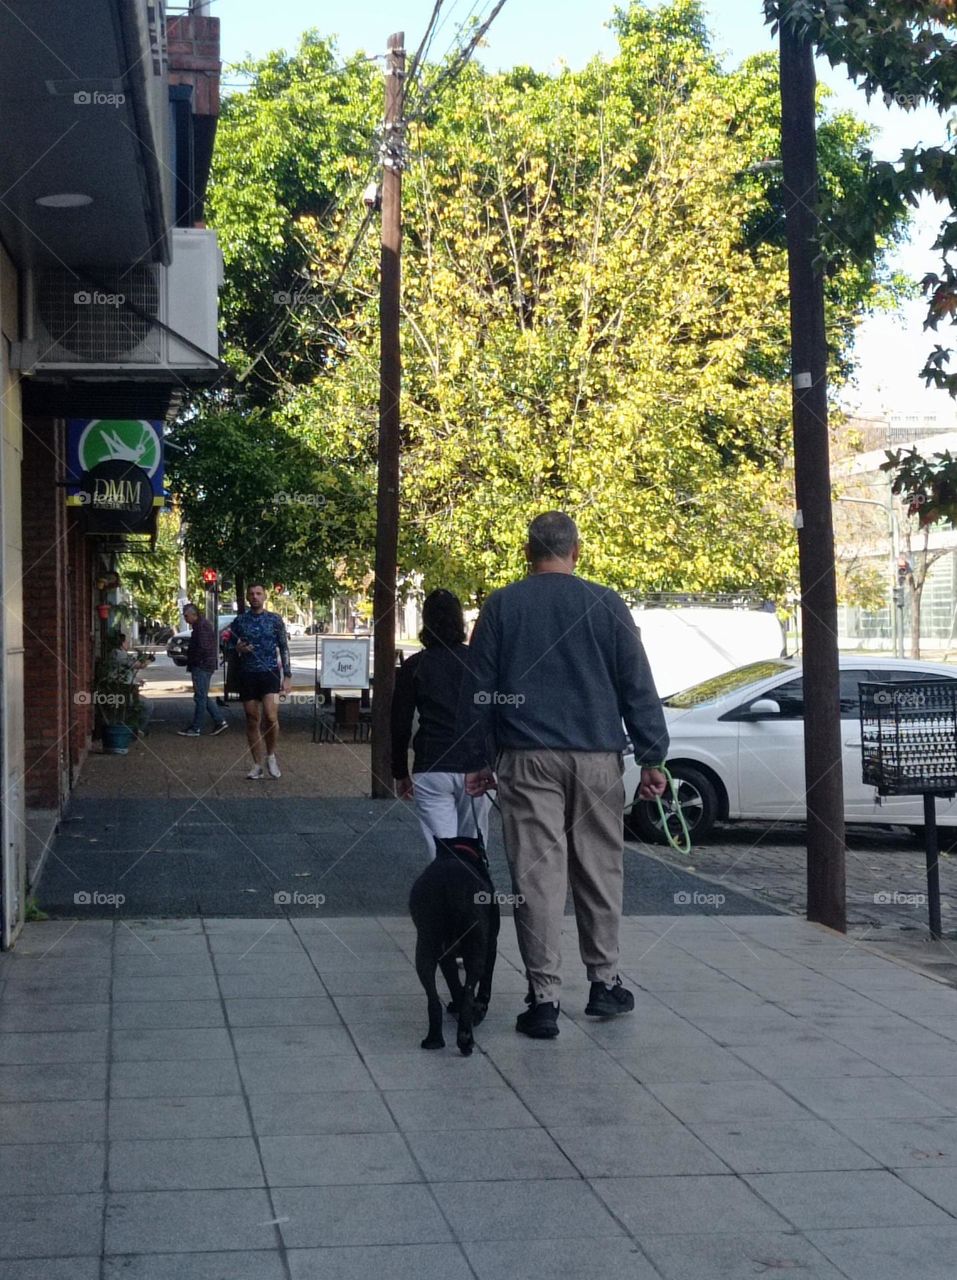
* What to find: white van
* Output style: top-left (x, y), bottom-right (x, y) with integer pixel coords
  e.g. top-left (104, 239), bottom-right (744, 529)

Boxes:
top-left (631, 605), bottom-right (785, 698)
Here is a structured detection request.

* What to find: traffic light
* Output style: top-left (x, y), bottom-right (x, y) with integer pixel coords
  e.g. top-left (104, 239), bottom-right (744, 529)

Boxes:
top-left (202, 568), bottom-right (217, 585)
top-left (893, 586), bottom-right (905, 609)
top-left (273, 583), bottom-right (284, 594)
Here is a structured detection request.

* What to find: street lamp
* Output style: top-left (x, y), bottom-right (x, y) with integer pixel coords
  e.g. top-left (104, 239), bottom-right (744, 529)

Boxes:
top-left (834, 492), bottom-right (904, 658)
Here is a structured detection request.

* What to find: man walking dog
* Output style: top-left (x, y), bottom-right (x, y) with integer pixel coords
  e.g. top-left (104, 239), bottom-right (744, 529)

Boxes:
top-left (225, 585), bottom-right (292, 779)
top-left (464, 511), bottom-right (669, 1038)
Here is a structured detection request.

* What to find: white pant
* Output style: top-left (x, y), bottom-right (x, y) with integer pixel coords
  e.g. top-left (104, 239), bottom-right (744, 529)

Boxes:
top-left (413, 771), bottom-right (490, 859)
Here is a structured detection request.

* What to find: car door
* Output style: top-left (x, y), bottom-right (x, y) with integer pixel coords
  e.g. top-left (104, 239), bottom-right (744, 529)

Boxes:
top-left (734, 674), bottom-right (808, 820)
top-left (834, 666), bottom-right (887, 821)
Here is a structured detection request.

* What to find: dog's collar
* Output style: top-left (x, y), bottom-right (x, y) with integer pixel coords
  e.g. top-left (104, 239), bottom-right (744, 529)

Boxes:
top-left (438, 840), bottom-right (489, 869)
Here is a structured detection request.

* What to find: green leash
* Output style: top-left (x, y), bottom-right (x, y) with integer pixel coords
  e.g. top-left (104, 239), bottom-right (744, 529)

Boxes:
top-left (652, 764), bottom-right (692, 855)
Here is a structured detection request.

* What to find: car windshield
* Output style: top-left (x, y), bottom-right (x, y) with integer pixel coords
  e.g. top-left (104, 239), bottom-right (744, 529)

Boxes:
top-left (663, 660), bottom-right (794, 709)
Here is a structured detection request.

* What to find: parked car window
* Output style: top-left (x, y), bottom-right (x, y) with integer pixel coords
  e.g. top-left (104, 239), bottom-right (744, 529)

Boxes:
top-left (767, 675), bottom-right (804, 719)
top-left (663, 660), bottom-right (793, 709)
top-left (839, 669), bottom-right (872, 719)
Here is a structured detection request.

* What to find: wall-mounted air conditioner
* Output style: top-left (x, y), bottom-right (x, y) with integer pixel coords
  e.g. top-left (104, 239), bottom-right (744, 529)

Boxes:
top-left (12, 228), bottom-right (222, 381)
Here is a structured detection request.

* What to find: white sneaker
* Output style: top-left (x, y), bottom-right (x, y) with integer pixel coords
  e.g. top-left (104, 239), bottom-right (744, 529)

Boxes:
top-left (266, 754), bottom-right (281, 779)
top-left (246, 765), bottom-right (264, 780)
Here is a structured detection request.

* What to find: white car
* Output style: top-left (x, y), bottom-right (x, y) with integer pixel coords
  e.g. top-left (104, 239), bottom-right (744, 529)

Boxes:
top-left (624, 656), bottom-right (957, 843)
top-left (284, 621), bottom-right (305, 637)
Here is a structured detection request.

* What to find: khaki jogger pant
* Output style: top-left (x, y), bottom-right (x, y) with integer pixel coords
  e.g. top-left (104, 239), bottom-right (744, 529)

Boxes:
top-left (496, 748), bottom-right (626, 1004)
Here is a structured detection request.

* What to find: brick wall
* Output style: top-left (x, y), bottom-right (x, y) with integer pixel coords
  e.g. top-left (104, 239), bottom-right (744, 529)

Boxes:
top-left (168, 14), bottom-right (221, 117)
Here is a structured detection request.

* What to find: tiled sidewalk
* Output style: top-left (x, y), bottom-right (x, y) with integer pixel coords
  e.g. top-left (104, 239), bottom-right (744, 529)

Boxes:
top-left (3, 915), bottom-right (957, 1278)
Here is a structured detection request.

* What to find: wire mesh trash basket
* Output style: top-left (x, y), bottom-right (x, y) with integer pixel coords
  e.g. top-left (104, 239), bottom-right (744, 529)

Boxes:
top-left (860, 681), bottom-right (957, 796)
top-left (859, 679), bottom-right (957, 939)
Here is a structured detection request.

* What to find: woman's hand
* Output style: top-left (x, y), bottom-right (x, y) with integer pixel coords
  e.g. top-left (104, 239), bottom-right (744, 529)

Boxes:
top-left (397, 775), bottom-right (414, 801)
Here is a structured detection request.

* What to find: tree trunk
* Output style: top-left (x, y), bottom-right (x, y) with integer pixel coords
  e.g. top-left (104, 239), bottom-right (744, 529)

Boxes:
top-left (235, 571), bottom-right (246, 614)
top-left (910, 581), bottom-right (922, 659)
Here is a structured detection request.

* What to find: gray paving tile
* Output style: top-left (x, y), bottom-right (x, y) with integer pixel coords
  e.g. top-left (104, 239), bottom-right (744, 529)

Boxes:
top-left (321, 969), bottom-right (431, 997)
top-left (105, 1188), bottom-right (277, 1253)
top-left (109, 1095), bottom-right (252, 1140)
top-left (0, 1031), bottom-right (108, 1064)
top-left (238, 1053), bottom-right (374, 1095)
top-left (110, 1137), bottom-right (263, 1191)
top-left (0, 1003), bottom-right (109, 1032)
top-left (112, 957), bottom-right (217, 977)
top-left (897, 1165), bottom-right (957, 1215)
top-left (0, 1062), bottom-right (107, 1103)
top-left (224, 997), bottom-right (341, 1027)
top-left (248, 1090), bottom-right (396, 1137)
top-left (260, 1132), bottom-right (420, 1186)
top-left (617, 1045), bottom-right (763, 1083)
top-left (275, 1184), bottom-right (452, 1247)
top-left (774, 1074), bottom-right (953, 1120)
top-left (806, 1226), bottom-right (957, 1280)
top-left (0, 1192), bottom-right (104, 1257)
top-left (592, 1173), bottom-right (789, 1236)
top-left (3, 976), bottom-right (112, 1003)
top-left (112, 976), bottom-right (220, 1002)
top-left (110, 1001), bottom-right (225, 1029)
top-left (485, 1049), bottom-right (637, 1091)
top-left (688, 1119), bottom-right (880, 1173)
top-left (513, 1082), bottom-right (674, 1128)
top-left (361, 1051), bottom-right (503, 1091)
top-left (463, 1238), bottom-right (659, 1280)
top-left (217, 973), bottom-right (326, 999)
top-left (111, 1028), bottom-right (234, 1061)
top-left (0, 1142), bottom-right (105, 1194)
top-left (639, 1231), bottom-right (846, 1280)
top-left (407, 1127), bottom-right (576, 1181)
top-left (0, 1099), bottom-right (106, 1143)
top-left (110, 1059), bottom-right (241, 1099)
top-left (548, 1121), bottom-right (729, 1177)
top-left (104, 1253), bottom-right (286, 1280)
top-left (905, 1076), bottom-right (957, 1112)
top-left (744, 1170), bottom-right (952, 1229)
top-left (432, 1179), bottom-right (623, 1242)
top-left (3, 1260), bottom-right (100, 1280)
top-left (230, 1025), bottom-right (353, 1057)
top-left (645, 1080), bottom-right (814, 1125)
top-left (833, 1116), bottom-right (957, 1167)
top-left (384, 1087), bottom-right (539, 1133)
top-left (289, 1245), bottom-right (473, 1280)
top-left (729, 1037), bottom-right (889, 1078)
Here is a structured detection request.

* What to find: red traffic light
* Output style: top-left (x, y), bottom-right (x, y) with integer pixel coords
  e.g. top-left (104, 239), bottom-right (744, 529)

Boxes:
top-left (273, 583), bottom-right (284, 593)
top-left (202, 568), bottom-right (217, 585)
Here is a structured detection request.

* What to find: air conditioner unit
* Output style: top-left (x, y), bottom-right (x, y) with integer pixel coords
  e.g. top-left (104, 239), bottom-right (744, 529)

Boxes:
top-left (12, 229), bottom-right (223, 381)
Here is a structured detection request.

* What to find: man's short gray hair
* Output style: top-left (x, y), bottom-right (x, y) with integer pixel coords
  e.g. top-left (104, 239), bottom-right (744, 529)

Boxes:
top-left (527, 511), bottom-right (579, 563)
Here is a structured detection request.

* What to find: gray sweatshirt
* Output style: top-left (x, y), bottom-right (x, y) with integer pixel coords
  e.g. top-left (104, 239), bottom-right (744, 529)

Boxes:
top-left (462, 572), bottom-right (669, 766)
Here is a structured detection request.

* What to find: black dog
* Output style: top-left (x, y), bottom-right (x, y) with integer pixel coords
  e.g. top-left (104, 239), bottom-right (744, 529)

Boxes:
top-left (409, 836), bottom-right (500, 1056)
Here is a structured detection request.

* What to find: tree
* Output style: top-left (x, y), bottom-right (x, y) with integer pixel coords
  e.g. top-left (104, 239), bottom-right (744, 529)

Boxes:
top-left (117, 510), bottom-right (187, 631)
top-left (767, 1), bottom-right (957, 392)
top-left (197, 1), bottom-right (906, 601)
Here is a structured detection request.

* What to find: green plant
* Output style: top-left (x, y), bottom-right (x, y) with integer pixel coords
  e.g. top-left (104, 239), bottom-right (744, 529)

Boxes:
top-left (93, 651), bottom-right (145, 730)
top-left (24, 897), bottom-right (47, 922)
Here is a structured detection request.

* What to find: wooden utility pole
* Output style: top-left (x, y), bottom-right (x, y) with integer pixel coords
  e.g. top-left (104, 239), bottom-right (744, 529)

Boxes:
top-left (371, 32), bottom-right (405, 798)
top-left (779, 16), bottom-right (846, 931)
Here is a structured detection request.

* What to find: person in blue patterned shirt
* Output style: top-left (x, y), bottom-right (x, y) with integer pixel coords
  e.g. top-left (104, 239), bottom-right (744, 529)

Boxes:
top-left (225, 584), bottom-right (292, 779)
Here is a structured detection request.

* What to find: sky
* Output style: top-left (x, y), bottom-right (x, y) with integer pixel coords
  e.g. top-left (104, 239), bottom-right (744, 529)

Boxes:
top-left (207, 0), bottom-right (956, 424)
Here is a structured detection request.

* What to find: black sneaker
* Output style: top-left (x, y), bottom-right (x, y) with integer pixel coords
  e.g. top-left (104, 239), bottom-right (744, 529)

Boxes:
top-left (516, 999), bottom-right (560, 1039)
top-left (211, 721), bottom-right (228, 736)
top-left (585, 976), bottom-right (635, 1017)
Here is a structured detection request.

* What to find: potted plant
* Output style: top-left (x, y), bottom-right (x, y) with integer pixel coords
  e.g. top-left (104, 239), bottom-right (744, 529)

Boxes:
top-left (93, 648), bottom-right (145, 754)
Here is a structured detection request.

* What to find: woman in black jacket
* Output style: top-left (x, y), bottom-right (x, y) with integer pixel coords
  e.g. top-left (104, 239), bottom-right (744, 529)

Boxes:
top-left (391, 589), bottom-right (490, 857)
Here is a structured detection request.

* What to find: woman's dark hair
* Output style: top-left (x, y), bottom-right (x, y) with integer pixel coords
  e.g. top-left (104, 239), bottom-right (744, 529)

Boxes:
top-left (419, 589), bottom-right (466, 649)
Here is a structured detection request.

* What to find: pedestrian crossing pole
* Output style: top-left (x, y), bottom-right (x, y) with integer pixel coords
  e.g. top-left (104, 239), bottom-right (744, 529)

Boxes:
top-left (371, 32), bottom-right (405, 798)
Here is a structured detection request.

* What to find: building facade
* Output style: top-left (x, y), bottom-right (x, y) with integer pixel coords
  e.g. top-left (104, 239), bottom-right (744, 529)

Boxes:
top-left (0, 1), bottom-right (222, 945)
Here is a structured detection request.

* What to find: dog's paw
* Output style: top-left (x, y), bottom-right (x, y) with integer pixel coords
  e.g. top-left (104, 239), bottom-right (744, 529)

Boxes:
top-left (457, 1038), bottom-right (474, 1056)
top-left (421, 1035), bottom-right (445, 1050)
top-left (473, 1003), bottom-right (488, 1026)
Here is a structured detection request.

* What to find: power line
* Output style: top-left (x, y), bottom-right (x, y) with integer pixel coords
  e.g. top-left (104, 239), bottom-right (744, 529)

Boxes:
top-left (408, 0), bottom-right (511, 122)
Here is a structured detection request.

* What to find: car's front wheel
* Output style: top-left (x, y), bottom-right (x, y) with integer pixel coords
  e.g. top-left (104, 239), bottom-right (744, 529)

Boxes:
top-left (628, 764), bottom-right (719, 845)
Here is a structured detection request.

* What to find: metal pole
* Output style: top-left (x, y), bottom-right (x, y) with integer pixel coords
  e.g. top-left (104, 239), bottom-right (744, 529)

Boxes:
top-left (923, 793), bottom-right (943, 940)
top-left (780, 14), bottom-right (846, 931)
top-left (370, 32), bottom-right (405, 798)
